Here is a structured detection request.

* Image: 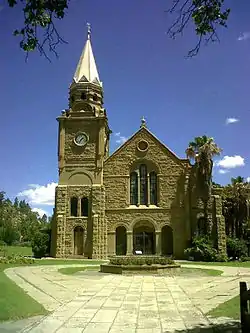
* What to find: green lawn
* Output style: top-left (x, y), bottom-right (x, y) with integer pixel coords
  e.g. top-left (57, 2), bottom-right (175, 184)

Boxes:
top-left (177, 260), bottom-right (250, 268)
top-left (208, 295), bottom-right (240, 320)
top-left (0, 246), bottom-right (33, 257)
top-left (0, 263), bottom-right (48, 322)
top-left (59, 265), bottom-right (99, 275)
top-left (178, 267), bottom-right (223, 276)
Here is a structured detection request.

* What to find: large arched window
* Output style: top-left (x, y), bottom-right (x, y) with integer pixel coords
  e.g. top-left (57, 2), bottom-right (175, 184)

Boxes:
top-left (140, 164), bottom-right (148, 205)
top-left (81, 197), bottom-right (88, 217)
top-left (130, 172), bottom-right (138, 205)
top-left (130, 164), bottom-right (158, 206)
top-left (150, 171), bottom-right (157, 205)
top-left (70, 197), bottom-right (78, 217)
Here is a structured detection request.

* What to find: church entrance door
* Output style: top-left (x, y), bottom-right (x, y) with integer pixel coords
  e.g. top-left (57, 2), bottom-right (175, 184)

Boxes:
top-left (74, 226), bottom-right (84, 255)
top-left (133, 221), bottom-right (155, 255)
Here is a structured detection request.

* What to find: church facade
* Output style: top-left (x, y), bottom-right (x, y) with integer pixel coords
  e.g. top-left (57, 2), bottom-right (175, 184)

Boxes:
top-left (51, 29), bottom-right (227, 259)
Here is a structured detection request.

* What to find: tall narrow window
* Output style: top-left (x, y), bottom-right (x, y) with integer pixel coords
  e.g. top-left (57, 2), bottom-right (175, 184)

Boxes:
top-left (130, 172), bottom-right (138, 205)
top-left (70, 197), bottom-right (78, 217)
top-left (140, 164), bottom-right (148, 205)
top-left (150, 171), bottom-right (157, 205)
top-left (81, 197), bottom-right (89, 217)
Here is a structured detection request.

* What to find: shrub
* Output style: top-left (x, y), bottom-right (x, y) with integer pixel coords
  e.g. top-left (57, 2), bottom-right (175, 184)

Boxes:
top-left (226, 237), bottom-right (248, 260)
top-left (0, 253), bottom-right (35, 265)
top-left (184, 236), bottom-right (218, 262)
top-left (215, 253), bottom-right (228, 262)
top-left (109, 256), bottom-right (175, 266)
top-left (0, 240), bottom-right (6, 246)
top-left (31, 229), bottom-right (51, 258)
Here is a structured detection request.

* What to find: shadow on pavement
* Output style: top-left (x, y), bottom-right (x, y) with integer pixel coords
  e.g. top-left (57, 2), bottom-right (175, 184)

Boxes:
top-left (170, 319), bottom-right (241, 332)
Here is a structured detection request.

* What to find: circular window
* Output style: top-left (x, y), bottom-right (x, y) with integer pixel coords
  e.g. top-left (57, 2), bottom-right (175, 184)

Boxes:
top-left (137, 140), bottom-right (149, 152)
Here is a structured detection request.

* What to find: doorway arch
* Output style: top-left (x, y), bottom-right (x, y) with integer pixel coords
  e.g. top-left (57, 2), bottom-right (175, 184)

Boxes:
top-left (116, 226), bottom-right (127, 255)
top-left (133, 221), bottom-right (155, 254)
top-left (161, 225), bottom-right (173, 255)
top-left (74, 226), bottom-right (84, 255)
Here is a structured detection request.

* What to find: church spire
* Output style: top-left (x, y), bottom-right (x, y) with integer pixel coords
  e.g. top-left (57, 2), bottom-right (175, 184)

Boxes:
top-left (73, 23), bottom-right (102, 86)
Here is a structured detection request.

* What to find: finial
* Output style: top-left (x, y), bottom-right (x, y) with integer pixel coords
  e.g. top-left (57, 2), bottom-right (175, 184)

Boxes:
top-left (87, 22), bottom-right (91, 40)
top-left (140, 116), bottom-right (147, 128)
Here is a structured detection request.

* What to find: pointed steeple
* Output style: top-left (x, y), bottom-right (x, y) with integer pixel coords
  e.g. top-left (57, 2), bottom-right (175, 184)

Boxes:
top-left (73, 23), bottom-right (102, 86)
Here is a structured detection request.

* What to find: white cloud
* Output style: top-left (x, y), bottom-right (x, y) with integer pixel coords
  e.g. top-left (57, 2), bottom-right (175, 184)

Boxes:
top-left (216, 155), bottom-right (245, 169)
top-left (225, 117), bottom-right (239, 125)
top-left (18, 182), bottom-right (57, 206)
top-left (238, 32), bottom-right (250, 41)
top-left (114, 132), bottom-right (128, 145)
top-left (246, 177), bottom-right (250, 183)
top-left (32, 208), bottom-right (48, 217)
top-left (218, 169), bottom-right (229, 174)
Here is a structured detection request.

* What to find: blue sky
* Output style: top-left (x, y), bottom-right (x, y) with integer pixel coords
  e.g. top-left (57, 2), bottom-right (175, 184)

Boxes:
top-left (1, 0), bottom-right (250, 216)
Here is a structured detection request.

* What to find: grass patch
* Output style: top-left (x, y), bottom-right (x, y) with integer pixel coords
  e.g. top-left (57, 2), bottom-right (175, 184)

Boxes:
top-left (0, 263), bottom-right (48, 322)
top-left (33, 259), bottom-right (103, 266)
top-left (208, 295), bottom-right (240, 320)
top-left (178, 267), bottom-right (223, 276)
top-left (59, 266), bottom-right (99, 275)
top-left (0, 246), bottom-right (33, 257)
top-left (177, 260), bottom-right (250, 268)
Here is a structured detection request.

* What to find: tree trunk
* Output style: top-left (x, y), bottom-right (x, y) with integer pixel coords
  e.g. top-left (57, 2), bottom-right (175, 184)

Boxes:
top-left (203, 199), bottom-right (210, 235)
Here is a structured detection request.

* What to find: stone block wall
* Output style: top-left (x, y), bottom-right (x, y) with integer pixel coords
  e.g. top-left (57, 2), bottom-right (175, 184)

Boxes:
top-left (91, 185), bottom-right (107, 259)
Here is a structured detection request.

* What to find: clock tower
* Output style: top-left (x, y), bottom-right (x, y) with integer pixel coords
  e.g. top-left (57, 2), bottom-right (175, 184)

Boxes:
top-left (51, 25), bottom-right (110, 259)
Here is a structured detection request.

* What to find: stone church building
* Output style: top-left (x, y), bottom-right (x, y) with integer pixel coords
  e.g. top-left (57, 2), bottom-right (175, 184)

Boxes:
top-left (51, 28), bottom-right (226, 259)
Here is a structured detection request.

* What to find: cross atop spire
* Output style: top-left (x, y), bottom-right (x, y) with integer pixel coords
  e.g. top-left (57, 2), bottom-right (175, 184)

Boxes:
top-left (87, 22), bottom-right (91, 40)
top-left (140, 116), bottom-right (147, 128)
top-left (73, 23), bottom-right (102, 86)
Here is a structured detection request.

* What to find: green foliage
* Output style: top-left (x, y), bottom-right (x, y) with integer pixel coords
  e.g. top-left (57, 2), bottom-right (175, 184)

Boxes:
top-left (226, 237), bottom-right (248, 260)
top-left (31, 229), bottom-right (51, 258)
top-left (109, 256), bottom-right (175, 266)
top-left (0, 223), bottom-right (20, 246)
top-left (184, 236), bottom-right (218, 262)
top-left (167, 0), bottom-right (231, 56)
top-left (0, 252), bottom-right (34, 265)
top-left (7, 0), bottom-right (69, 57)
top-left (0, 191), bottom-right (50, 250)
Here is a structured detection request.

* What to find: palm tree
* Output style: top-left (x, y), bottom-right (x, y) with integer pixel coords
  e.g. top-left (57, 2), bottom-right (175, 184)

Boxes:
top-left (223, 177), bottom-right (249, 239)
top-left (186, 135), bottom-right (222, 234)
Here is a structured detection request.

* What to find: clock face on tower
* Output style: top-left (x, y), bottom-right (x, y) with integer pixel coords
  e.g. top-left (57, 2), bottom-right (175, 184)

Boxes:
top-left (74, 132), bottom-right (89, 146)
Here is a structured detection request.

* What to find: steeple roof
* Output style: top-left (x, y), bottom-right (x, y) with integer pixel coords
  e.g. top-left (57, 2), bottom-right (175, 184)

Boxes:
top-left (73, 24), bottom-right (102, 86)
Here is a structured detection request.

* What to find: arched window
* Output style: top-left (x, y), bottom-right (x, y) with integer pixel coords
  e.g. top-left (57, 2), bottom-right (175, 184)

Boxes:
top-left (129, 164), bottom-right (158, 206)
top-left (150, 172), bottom-right (157, 205)
top-left (130, 172), bottom-right (138, 205)
top-left (70, 197), bottom-right (78, 217)
top-left (93, 94), bottom-right (98, 102)
top-left (81, 197), bottom-right (88, 217)
top-left (140, 164), bottom-right (147, 205)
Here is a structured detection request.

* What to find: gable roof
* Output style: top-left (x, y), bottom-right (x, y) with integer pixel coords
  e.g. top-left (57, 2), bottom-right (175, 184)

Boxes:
top-left (105, 126), bottom-right (191, 166)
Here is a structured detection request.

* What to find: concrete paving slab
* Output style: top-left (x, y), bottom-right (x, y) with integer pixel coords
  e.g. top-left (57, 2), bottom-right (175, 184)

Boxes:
top-left (3, 263), bottom-right (248, 332)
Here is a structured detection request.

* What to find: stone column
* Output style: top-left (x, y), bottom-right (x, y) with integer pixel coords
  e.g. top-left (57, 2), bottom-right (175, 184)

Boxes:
top-left (147, 174), bottom-right (150, 205)
top-left (126, 231), bottom-right (133, 255)
top-left (77, 197), bottom-right (81, 217)
top-left (155, 231), bottom-right (162, 255)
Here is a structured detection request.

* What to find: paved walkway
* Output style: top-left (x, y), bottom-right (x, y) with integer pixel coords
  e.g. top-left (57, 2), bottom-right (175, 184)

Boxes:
top-left (4, 263), bottom-right (248, 332)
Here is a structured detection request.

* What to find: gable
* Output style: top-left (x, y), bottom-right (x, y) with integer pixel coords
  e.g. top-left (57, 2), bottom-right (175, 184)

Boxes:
top-left (104, 127), bottom-right (190, 175)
